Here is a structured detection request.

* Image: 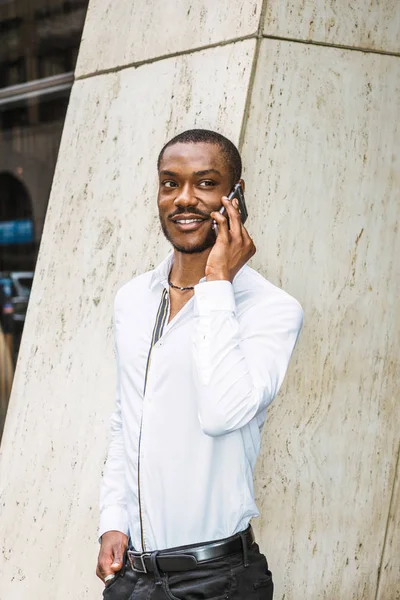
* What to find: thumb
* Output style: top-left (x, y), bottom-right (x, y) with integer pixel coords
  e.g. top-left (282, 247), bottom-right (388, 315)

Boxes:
top-left (111, 550), bottom-right (123, 571)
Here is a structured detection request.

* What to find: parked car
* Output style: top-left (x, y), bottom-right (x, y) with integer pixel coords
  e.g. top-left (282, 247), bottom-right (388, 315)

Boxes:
top-left (0, 272), bottom-right (33, 359)
top-left (10, 272), bottom-right (33, 324)
top-left (10, 272), bottom-right (33, 298)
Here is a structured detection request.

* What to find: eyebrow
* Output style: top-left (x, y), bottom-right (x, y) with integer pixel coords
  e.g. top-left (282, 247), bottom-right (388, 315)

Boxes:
top-left (159, 169), bottom-right (223, 178)
top-left (159, 170), bottom-right (178, 177)
top-left (194, 169), bottom-right (222, 177)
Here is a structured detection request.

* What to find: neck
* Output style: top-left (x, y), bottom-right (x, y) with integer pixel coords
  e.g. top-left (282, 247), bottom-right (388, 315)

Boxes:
top-left (169, 248), bottom-right (211, 287)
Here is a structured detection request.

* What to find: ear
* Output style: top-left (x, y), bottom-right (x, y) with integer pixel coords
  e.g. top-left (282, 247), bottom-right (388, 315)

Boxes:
top-left (238, 178), bottom-right (245, 193)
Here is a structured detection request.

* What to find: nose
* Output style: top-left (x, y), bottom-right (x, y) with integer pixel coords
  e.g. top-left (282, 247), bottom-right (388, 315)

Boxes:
top-left (174, 183), bottom-right (198, 209)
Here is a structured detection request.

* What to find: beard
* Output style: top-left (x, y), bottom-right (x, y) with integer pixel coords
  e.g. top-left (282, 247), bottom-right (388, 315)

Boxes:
top-left (160, 216), bottom-right (216, 254)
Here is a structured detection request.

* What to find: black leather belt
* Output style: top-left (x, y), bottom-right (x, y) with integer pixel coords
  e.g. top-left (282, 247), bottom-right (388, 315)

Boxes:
top-left (127, 526), bottom-right (255, 574)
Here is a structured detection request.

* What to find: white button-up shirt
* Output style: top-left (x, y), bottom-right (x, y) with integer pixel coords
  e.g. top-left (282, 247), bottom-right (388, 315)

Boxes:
top-left (99, 254), bottom-right (303, 551)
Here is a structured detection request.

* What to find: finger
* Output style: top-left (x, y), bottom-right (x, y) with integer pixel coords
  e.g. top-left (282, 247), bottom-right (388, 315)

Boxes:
top-left (96, 562), bottom-right (114, 582)
top-left (222, 197), bottom-right (242, 237)
top-left (241, 226), bottom-right (256, 256)
top-left (104, 574), bottom-right (116, 586)
top-left (241, 223), bottom-right (251, 241)
top-left (111, 549), bottom-right (124, 572)
top-left (97, 555), bottom-right (113, 576)
top-left (97, 549), bottom-right (121, 581)
top-left (210, 209), bottom-right (229, 243)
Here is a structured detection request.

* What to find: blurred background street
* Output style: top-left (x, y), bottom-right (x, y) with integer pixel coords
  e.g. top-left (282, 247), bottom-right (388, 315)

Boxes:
top-left (0, 0), bottom-right (88, 437)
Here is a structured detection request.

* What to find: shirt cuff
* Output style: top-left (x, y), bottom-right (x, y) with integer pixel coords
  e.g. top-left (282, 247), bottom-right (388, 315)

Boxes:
top-left (98, 505), bottom-right (129, 542)
top-left (194, 280), bottom-right (236, 315)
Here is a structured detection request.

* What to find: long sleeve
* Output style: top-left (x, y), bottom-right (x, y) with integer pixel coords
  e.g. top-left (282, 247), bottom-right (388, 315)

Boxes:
top-left (193, 279), bottom-right (303, 437)
top-left (98, 308), bottom-right (129, 540)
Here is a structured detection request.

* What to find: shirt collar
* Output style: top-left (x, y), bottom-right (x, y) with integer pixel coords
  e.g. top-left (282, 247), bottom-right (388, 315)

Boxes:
top-left (149, 252), bottom-right (248, 290)
top-left (149, 252), bottom-right (174, 290)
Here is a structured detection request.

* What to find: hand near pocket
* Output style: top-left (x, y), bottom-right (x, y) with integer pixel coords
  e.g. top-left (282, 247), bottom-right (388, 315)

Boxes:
top-left (96, 530), bottom-right (128, 584)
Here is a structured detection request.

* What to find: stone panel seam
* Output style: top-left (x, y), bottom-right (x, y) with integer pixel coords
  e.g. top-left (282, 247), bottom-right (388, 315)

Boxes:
top-left (375, 439), bottom-right (400, 600)
top-left (75, 34), bottom-right (257, 81)
top-left (263, 34), bottom-right (400, 58)
top-left (238, 0), bottom-right (269, 150)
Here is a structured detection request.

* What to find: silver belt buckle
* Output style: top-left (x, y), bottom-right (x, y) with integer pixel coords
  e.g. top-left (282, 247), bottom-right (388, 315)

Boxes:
top-left (128, 550), bottom-right (151, 574)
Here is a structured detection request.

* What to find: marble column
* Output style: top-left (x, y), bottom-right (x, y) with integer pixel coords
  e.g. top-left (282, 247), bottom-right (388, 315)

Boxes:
top-left (0, 1), bottom-right (398, 598)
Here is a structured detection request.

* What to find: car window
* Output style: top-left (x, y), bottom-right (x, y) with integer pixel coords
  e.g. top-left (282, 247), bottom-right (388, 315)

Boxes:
top-left (16, 278), bottom-right (33, 294)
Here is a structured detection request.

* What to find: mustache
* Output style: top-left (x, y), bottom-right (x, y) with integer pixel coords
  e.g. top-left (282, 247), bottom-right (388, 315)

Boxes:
top-left (168, 208), bottom-right (211, 220)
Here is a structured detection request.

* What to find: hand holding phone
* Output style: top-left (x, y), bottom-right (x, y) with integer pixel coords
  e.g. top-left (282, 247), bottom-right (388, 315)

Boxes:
top-left (206, 184), bottom-right (255, 282)
top-left (213, 183), bottom-right (248, 235)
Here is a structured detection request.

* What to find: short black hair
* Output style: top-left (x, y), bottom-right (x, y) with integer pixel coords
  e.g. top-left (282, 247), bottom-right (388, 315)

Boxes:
top-left (157, 129), bottom-right (242, 184)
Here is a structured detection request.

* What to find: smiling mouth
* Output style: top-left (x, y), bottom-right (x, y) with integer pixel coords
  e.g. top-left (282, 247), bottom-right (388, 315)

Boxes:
top-left (171, 217), bottom-right (209, 232)
top-left (174, 218), bottom-right (205, 224)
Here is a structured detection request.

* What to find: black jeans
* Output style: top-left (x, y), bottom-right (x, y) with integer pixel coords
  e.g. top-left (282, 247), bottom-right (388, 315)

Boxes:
top-left (102, 542), bottom-right (273, 600)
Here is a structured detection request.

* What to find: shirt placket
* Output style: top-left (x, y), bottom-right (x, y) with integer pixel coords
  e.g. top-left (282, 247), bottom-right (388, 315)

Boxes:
top-left (138, 288), bottom-right (169, 551)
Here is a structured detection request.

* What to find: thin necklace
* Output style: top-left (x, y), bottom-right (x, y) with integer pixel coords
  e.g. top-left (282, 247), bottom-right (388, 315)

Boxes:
top-left (168, 278), bottom-right (195, 291)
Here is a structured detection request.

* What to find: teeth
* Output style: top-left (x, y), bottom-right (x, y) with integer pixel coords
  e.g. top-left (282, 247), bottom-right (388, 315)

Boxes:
top-left (176, 219), bottom-right (203, 224)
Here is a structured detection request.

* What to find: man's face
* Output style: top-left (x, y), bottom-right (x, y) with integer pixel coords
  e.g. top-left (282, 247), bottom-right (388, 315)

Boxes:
top-left (157, 142), bottom-right (233, 254)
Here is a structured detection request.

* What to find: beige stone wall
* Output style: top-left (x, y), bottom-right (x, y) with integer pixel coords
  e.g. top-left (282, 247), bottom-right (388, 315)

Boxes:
top-left (0, 1), bottom-right (399, 599)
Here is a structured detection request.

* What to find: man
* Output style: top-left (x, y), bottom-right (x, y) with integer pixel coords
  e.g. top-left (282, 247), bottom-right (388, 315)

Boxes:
top-left (97, 129), bottom-right (303, 599)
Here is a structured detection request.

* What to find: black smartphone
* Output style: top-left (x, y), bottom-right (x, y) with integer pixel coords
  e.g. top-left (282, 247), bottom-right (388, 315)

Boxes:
top-left (213, 183), bottom-right (248, 234)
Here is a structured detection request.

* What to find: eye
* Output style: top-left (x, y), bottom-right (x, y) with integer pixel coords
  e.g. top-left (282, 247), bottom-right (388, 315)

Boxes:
top-left (163, 180), bottom-right (178, 188)
top-left (198, 180), bottom-right (216, 187)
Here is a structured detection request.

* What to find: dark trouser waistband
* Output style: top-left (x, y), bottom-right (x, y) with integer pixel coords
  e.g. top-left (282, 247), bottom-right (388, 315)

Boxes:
top-left (127, 526), bottom-right (255, 574)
